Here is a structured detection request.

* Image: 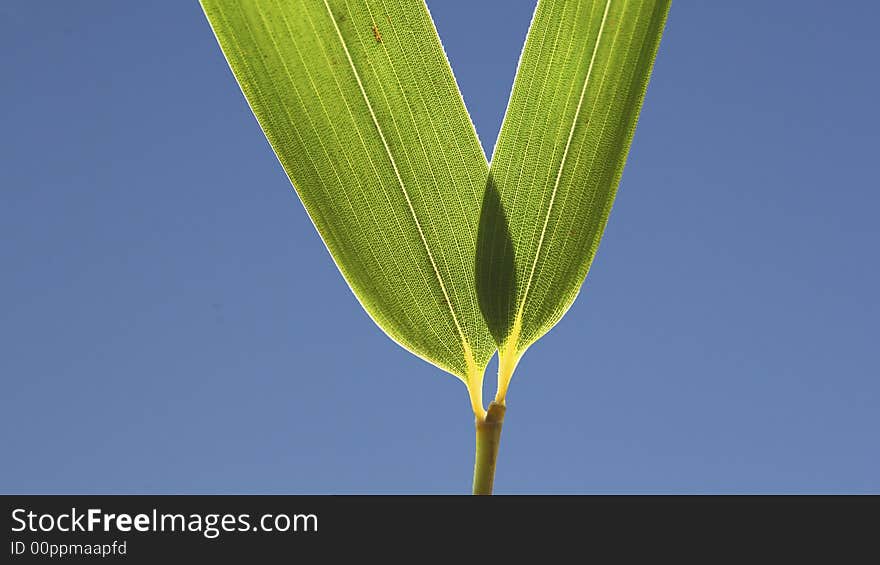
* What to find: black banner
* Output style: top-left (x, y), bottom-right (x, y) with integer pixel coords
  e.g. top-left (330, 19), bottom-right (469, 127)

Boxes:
top-left (2, 496), bottom-right (875, 561)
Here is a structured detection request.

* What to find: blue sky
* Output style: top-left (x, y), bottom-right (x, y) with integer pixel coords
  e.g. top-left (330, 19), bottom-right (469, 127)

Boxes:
top-left (2, 1), bottom-right (878, 493)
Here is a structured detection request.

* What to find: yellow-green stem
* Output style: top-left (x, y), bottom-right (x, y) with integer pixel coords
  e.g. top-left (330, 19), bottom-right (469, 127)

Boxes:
top-left (472, 402), bottom-right (506, 495)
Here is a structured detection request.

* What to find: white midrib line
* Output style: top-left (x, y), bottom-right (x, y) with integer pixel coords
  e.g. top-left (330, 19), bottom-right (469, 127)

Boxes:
top-left (322, 0), bottom-right (472, 350)
top-left (515, 0), bottom-right (613, 322)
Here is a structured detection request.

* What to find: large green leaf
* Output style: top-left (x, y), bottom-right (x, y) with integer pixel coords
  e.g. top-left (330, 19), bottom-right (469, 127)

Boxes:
top-left (200, 0), bottom-right (494, 414)
top-left (479, 0), bottom-right (670, 400)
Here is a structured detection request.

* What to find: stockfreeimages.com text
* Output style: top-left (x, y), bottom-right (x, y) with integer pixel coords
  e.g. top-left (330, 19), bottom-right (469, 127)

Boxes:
top-left (11, 508), bottom-right (317, 539)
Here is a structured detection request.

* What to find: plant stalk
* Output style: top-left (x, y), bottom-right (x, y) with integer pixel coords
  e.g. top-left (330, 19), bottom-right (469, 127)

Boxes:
top-left (472, 402), bottom-right (506, 495)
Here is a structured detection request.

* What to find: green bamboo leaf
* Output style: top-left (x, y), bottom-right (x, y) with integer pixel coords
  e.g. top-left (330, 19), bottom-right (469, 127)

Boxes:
top-left (479, 0), bottom-right (671, 400)
top-left (200, 0), bottom-right (494, 414)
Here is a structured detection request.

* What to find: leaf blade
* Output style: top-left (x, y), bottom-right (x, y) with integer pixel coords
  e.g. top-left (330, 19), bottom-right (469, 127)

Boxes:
top-left (481, 0), bottom-right (670, 386)
top-left (200, 0), bottom-right (494, 394)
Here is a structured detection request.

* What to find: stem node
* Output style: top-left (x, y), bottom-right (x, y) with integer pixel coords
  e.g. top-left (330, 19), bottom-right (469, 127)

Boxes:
top-left (472, 402), bottom-right (506, 495)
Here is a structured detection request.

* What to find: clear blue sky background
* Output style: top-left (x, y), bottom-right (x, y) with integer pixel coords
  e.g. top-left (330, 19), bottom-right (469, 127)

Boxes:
top-left (2, 1), bottom-right (878, 494)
